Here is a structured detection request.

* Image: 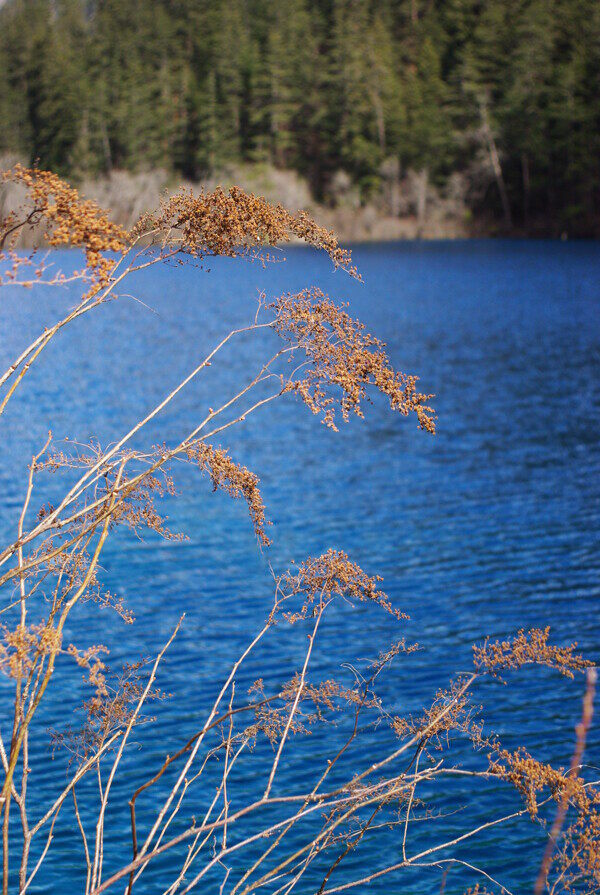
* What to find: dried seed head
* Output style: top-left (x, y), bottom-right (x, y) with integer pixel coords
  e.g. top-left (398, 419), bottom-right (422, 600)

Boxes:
top-left (473, 627), bottom-right (591, 679)
top-left (272, 289), bottom-right (435, 431)
top-left (1, 165), bottom-right (128, 294)
top-left (279, 548), bottom-right (406, 623)
top-left (133, 186), bottom-right (359, 276)
top-left (0, 621), bottom-right (61, 678)
top-left (186, 442), bottom-right (271, 546)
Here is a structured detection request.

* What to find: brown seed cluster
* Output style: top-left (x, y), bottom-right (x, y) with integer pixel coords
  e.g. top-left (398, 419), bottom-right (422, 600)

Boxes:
top-left (557, 802), bottom-right (600, 893)
top-left (368, 638), bottom-right (420, 674)
top-left (8, 166), bottom-right (595, 895)
top-left (42, 442), bottom-right (185, 544)
top-left (243, 673), bottom-right (370, 746)
top-left (1, 165), bottom-right (128, 292)
top-left (41, 438), bottom-right (269, 550)
top-left (110, 472), bottom-right (184, 542)
top-left (85, 587), bottom-right (134, 624)
top-left (489, 746), bottom-right (573, 818)
top-left (1, 167), bottom-right (360, 288)
top-left (187, 442), bottom-right (271, 546)
top-left (272, 289), bottom-right (436, 431)
top-left (473, 627), bottom-right (591, 679)
top-left (133, 186), bottom-right (359, 276)
top-left (67, 643), bottom-right (109, 699)
top-left (279, 548), bottom-right (406, 623)
top-left (392, 676), bottom-right (478, 750)
top-left (487, 741), bottom-right (600, 889)
top-left (0, 621), bottom-right (61, 678)
top-left (279, 674), bottom-right (372, 711)
top-left (53, 659), bottom-right (166, 762)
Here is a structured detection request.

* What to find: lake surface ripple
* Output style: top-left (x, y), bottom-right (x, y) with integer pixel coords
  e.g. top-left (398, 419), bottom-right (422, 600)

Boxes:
top-left (0, 241), bottom-right (598, 893)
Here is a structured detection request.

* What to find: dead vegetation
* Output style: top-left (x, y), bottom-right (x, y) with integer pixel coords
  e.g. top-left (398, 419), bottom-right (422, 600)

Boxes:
top-left (0, 166), bottom-right (596, 895)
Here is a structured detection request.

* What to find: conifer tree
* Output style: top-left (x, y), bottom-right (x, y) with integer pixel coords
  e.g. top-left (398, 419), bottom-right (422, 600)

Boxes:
top-left (0, 0), bottom-right (597, 233)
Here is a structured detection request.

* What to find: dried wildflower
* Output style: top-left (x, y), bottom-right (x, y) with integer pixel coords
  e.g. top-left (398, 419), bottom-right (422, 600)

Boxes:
top-left (539, 669), bottom-right (600, 893)
top-left (37, 503), bottom-right (55, 521)
top-left (368, 638), bottom-right (420, 674)
top-left (109, 472), bottom-right (185, 542)
top-left (86, 587), bottom-right (134, 624)
top-left (281, 674), bottom-right (374, 713)
top-left (1, 165), bottom-right (128, 293)
top-left (67, 643), bottom-right (109, 698)
top-left (392, 676), bottom-right (477, 750)
top-left (488, 745), bottom-right (594, 819)
top-left (554, 803), bottom-right (600, 892)
top-left (7, 165), bottom-right (592, 895)
top-left (133, 186), bottom-right (358, 276)
top-left (473, 628), bottom-right (591, 679)
top-left (272, 289), bottom-right (435, 431)
top-left (52, 659), bottom-right (166, 762)
top-left (243, 672), bottom-right (369, 746)
top-left (244, 684), bottom-right (313, 745)
top-left (186, 441), bottom-right (271, 545)
top-left (40, 438), bottom-right (269, 559)
top-left (0, 621), bottom-right (61, 678)
top-left (488, 674), bottom-right (598, 884)
top-left (42, 443), bottom-right (185, 543)
top-left (31, 530), bottom-right (133, 622)
top-left (322, 776), bottom-right (413, 843)
top-left (279, 548), bottom-right (405, 622)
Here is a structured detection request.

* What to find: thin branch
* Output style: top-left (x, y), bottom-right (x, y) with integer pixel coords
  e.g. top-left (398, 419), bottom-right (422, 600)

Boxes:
top-left (535, 666), bottom-right (597, 895)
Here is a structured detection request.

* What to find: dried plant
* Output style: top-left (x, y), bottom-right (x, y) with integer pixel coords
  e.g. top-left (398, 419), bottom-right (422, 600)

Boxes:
top-left (0, 167), bottom-right (596, 895)
top-left (473, 628), bottom-right (591, 680)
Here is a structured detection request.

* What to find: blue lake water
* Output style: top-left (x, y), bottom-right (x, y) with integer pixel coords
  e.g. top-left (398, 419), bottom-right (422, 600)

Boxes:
top-left (0, 240), bottom-right (599, 893)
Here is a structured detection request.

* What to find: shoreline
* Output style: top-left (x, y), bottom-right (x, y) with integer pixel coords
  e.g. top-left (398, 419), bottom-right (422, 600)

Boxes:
top-left (1, 162), bottom-right (595, 246)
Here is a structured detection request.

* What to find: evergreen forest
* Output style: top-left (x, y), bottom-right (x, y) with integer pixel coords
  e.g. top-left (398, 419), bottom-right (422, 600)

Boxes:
top-left (1, 0), bottom-right (599, 235)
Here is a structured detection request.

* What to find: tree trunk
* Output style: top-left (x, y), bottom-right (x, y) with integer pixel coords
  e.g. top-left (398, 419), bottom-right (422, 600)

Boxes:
top-left (416, 167), bottom-right (428, 235)
top-left (479, 96), bottom-right (512, 231)
top-left (101, 120), bottom-right (112, 173)
top-left (410, 0), bottom-right (418, 26)
top-left (521, 152), bottom-right (530, 232)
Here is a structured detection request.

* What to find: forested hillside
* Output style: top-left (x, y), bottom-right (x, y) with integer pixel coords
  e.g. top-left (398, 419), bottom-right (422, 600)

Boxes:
top-left (1, 0), bottom-right (599, 236)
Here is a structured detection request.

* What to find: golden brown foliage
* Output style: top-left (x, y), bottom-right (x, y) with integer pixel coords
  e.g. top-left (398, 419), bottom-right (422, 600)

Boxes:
top-left (133, 186), bottom-right (359, 276)
top-left (473, 627), bottom-right (591, 679)
top-left (556, 805), bottom-right (600, 893)
top-left (272, 289), bottom-right (436, 431)
top-left (489, 746), bottom-right (573, 818)
top-left (279, 548), bottom-right (405, 623)
top-left (392, 676), bottom-right (479, 750)
top-left (187, 442), bottom-right (271, 545)
top-left (368, 637), bottom-right (420, 673)
top-left (1, 167), bottom-right (596, 895)
top-left (109, 472), bottom-right (184, 542)
top-left (52, 659), bottom-right (167, 762)
top-left (0, 621), bottom-right (61, 678)
top-left (243, 674), bottom-right (372, 746)
top-left (1, 165), bottom-right (128, 291)
top-left (488, 741), bottom-right (600, 890)
top-left (67, 643), bottom-right (109, 699)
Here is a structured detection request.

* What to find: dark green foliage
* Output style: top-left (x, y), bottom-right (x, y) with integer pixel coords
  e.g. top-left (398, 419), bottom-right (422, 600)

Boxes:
top-left (0, 0), bottom-right (598, 234)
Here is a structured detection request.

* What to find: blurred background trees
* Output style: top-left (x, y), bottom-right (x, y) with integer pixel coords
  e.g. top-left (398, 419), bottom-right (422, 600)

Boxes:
top-left (1, 0), bottom-right (599, 235)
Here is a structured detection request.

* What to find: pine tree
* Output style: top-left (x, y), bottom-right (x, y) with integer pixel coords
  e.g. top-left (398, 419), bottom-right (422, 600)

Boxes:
top-left (503, 0), bottom-right (556, 228)
top-left (329, 0), bottom-right (400, 197)
top-left (25, 1), bottom-right (87, 174)
top-left (401, 32), bottom-right (453, 178)
top-left (0, 0), bottom-right (598, 233)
